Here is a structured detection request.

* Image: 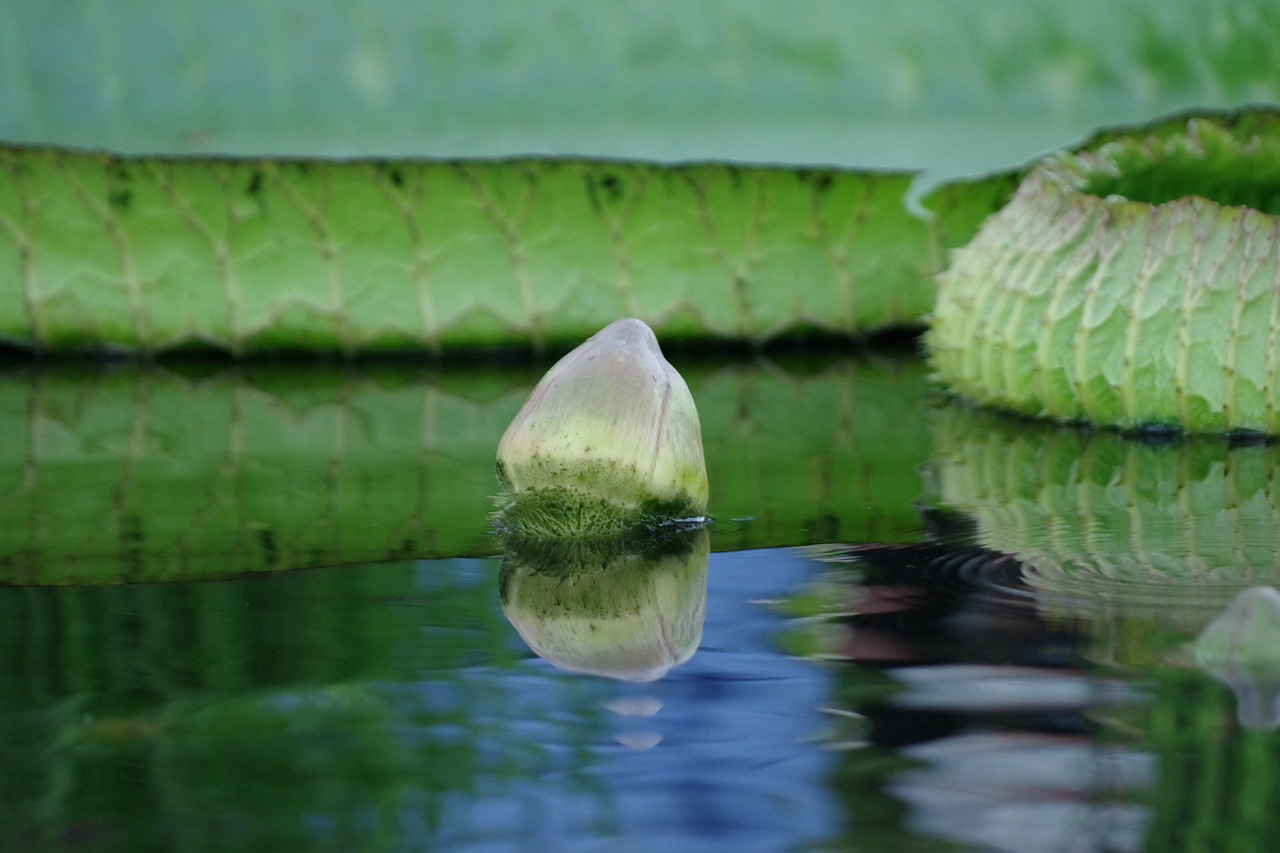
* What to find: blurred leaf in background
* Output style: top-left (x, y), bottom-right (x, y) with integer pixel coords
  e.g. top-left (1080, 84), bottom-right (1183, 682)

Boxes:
top-left (3, 1), bottom-right (1278, 185)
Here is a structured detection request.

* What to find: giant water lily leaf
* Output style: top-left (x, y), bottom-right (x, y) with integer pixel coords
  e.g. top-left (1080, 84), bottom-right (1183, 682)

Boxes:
top-left (1, 5), bottom-right (1278, 358)
top-left (4, 108), bottom-right (1278, 357)
top-left (4, 1), bottom-right (1277, 180)
top-left (0, 6), bottom-right (1278, 464)
top-left (928, 113), bottom-right (1280, 433)
top-left (0, 561), bottom-right (563, 849)
top-left (0, 148), bottom-right (933, 353)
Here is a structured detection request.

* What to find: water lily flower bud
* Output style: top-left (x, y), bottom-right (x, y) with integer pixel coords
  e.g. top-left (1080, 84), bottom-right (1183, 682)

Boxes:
top-left (495, 318), bottom-right (708, 537)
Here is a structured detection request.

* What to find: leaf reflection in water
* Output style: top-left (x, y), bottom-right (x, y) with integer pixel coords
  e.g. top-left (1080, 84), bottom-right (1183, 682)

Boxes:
top-left (925, 403), bottom-right (1280, 619)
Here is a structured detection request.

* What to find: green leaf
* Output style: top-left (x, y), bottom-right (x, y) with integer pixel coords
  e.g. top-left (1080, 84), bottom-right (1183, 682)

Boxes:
top-left (928, 113), bottom-right (1280, 432)
top-left (4, 1), bottom-right (1277, 181)
top-left (0, 148), bottom-right (934, 352)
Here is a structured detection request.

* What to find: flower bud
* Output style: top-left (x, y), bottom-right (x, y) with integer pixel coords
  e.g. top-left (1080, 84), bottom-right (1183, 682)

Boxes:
top-left (495, 318), bottom-right (708, 537)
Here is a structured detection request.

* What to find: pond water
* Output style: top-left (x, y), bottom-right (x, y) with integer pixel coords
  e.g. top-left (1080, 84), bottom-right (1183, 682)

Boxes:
top-left (2, 352), bottom-right (1279, 851)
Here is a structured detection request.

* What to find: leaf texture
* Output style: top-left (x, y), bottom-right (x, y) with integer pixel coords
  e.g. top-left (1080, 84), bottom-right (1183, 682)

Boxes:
top-left (0, 149), bottom-right (935, 353)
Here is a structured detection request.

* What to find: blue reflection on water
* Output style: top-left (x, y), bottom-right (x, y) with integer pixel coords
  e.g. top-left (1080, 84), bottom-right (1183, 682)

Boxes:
top-left (0, 547), bottom-right (836, 852)
top-left (425, 548), bottom-right (837, 852)
top-left (0, 546), bottom-right (829, 852)
top-left (6, 538), bottom-right (1274, 852)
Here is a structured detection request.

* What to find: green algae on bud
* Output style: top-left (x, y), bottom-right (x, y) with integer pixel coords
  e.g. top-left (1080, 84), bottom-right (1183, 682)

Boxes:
top-left (499, 527), bottom-right (709, 681)
top-left (495, 318), bottom-right (708, 537)
top-left (1194, 586), bottom-right (1280, 729)
top-left (928, 117), bottom-right (1280, 434)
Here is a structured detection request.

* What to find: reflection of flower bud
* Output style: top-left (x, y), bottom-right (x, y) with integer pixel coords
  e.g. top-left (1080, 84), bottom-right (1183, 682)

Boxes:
top-left (1194, 586), bottom-right (1280, 729)
top-left (499, 528), bottom-right (709, 682)
top-left (495, 318), bottom-right (707, 537)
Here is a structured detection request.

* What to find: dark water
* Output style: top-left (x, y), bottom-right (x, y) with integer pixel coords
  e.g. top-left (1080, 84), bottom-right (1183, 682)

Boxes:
top-left (3, 357), bottom-right (1280, 851)
top-left (5, 536), bottom-right (1276, 852)
top-left (0, 548), bottom-right (832, 852)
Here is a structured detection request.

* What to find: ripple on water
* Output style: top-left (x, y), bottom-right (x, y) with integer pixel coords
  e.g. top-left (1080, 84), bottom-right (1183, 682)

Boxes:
top-left (923, 402), bottom-right (1280, 622)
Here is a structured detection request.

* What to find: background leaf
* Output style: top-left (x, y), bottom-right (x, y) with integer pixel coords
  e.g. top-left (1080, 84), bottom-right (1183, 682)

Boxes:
top-left (4, 1), bottom-right (1278, 187)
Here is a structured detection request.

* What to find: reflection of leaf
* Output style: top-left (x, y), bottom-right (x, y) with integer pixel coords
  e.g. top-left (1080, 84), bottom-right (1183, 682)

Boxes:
top-left (0, 365), bottom-right (517, 583)
top-left (925, 404), bottom-right (1280, 611)
top-left (0, 559), bottom-right (587, 851)
top-left (1137, 668), bottom-right (1280, 849)
top-left (0, 356), bottom-right (932, 583)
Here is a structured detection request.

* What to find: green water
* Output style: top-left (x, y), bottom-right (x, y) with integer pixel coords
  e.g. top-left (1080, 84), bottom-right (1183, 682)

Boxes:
top-left (2, 353), bottom-right (1279, 851)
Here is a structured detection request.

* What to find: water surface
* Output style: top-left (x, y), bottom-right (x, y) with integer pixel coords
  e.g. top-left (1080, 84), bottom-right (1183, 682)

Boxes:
top-left (2, 355), bottom-right (1278, 851)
